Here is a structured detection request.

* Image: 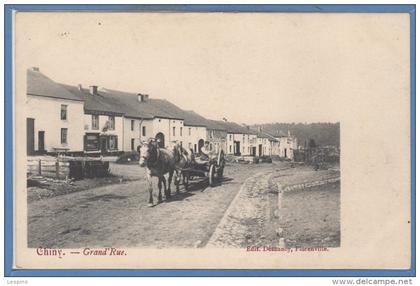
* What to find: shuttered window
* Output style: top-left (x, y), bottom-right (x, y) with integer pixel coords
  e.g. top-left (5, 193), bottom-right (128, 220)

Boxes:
top-left (61, 128), bottom-right (68, 144)
top-left (60, 105), bottom-right (67, 120)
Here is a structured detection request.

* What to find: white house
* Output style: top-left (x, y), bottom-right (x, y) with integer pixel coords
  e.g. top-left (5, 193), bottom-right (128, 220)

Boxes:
top-left (26, 68), bottom-right (85, 154)
top-left (102, 89), bottom-right (188, 151)
top-left (28, 69), bottom-right (299, 160)
top-left (277, 132), bottom-right (298, 160)
top-left (60, 84), bottom-right (125, 154)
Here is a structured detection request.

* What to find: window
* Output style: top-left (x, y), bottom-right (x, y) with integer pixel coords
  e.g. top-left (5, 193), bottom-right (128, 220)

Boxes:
top-left (60, 128), bottom-right (68, 144)
top-left (108, 116), bottom-right (115, 130)
top-left (92, 115), bottom-right (99, 130)
top-left (60, 105), bottom-right (67, 120)
top-left (173, 127), bottom-right (176, 136)
top-left (194, 144), bottom-right (197, 153)
top-left (180, 127), bottom-right (183, 136)
top-left (142, 126), bottom-right (146, 137)
top-left (84, 133), bottom-right (99, 151)
top-left (188, 128), bottom-right (191, 136)
top-left (131, 138), bottom-right (135, 150)
top-left (229, 134), bottom-right (232, 141)
top-left (109, 135), bottom-right (118, 150)
top-left (229, 145), bottom-right (232, 153)
top-left (131, 120), bottom-right (134, 131)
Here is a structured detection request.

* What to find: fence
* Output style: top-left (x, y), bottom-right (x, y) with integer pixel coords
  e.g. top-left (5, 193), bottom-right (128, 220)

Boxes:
top-left (27, 156), bottom-right (110, 180)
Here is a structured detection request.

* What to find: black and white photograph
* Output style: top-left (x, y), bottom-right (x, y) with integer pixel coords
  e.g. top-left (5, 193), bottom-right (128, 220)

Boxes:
top-left (11, 10), bottom-right (411, 271)
top-left (26, 66), bottom-right (341, 250)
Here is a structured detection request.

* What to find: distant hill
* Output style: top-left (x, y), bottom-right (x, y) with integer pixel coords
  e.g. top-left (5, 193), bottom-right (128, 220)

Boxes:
top-left (252, 122), bottom-right (340, 148)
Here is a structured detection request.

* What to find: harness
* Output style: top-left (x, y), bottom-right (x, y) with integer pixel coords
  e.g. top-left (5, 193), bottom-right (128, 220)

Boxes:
top-left (144, 145), bottom-right (161, 168)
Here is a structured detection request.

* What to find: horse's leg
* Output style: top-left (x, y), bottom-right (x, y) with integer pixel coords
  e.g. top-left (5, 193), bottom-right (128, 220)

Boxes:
top-left (168, 170), bottom-right (174, 196)
top-left (157, 177), bottom-right (163, 204)
top-left (161, 176), bottom-right (167, 199)
top-left (146, 171), bottom-right (154, 207)
top-left (174, 170), bottom-right (180, 194)
top-left (184, 172), bottom-right (189, 191)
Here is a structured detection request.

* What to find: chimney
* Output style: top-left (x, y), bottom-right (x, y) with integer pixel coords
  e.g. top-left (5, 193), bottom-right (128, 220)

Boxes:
top-left (78, 84), bottom-right (83, 91)
top-left (137, 93), bottom-right (149, 102)
top-left (31, 67), bottom-right (39, 72)
top-left (89, 85), bottom-right (98, 95)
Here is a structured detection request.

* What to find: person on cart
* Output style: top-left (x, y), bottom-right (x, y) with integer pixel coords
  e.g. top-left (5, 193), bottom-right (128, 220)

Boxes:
top-left (195, 141), bottom-right (213, 165)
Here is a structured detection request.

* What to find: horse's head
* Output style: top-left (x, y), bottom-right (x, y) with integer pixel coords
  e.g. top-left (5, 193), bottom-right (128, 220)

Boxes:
top-left (138, 139), bottom-right (158, 167)
top-left (172, 142), bottom-right (182, 163)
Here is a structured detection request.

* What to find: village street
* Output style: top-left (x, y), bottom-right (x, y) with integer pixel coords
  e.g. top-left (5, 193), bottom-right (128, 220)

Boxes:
top-left (28, 162), bottom-right (276, 248)
top-left (27, 161), bottom-right (340, 249)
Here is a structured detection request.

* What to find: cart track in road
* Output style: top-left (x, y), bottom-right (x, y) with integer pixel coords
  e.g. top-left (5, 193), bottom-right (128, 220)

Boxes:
top-left (206, 169), bottom-right (284, 248)
top-left (28, 163), bottom-right (281, 249)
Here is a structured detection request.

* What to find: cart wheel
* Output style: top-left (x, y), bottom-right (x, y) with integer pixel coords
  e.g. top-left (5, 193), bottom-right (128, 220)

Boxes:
top-left (209, 164), bottom-right (216, 187)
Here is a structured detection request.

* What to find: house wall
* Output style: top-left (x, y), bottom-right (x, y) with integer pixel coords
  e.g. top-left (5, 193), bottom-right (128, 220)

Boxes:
top-left (249, 134), bottom-right (257, 156)
top-left (26, 95), bottom-right (84, 152)
top-left (278, 136), bottom-right (298, 159)
top-left (207, 129), bottom-right (228, 153)
top-left (257, 137), bottom-right (272, 156)
top-left (122, 117), bottom-right (153, 151)
top-left (226, 133), bottom-right (234, 154)
top-left (185, 125), bottom-right (207, 152)
top-left (152, 118), bottom-right (184, 149)
top-left (83, 113), bottom-right (123, 151)
top-left (233, 133), bottom-right (253, 156)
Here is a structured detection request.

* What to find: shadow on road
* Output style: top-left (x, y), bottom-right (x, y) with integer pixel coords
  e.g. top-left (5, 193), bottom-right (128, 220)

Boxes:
top-left (162, 176), bottom-right (235, 204)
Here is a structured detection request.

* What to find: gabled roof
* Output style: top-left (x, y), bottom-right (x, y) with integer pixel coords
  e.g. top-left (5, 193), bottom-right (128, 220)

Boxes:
top-left (205, 119), bottom-right (228, 131)
top-left (217, 121), bottom-right (256, 135)
top-left (182, 111), bottom-right (211, 127)
top-left (60, 84), bottom-right (124, 116)
top-left (101, 89), bottom-right (184, 120)
top-left (27, 69), bottom-right (83, 102)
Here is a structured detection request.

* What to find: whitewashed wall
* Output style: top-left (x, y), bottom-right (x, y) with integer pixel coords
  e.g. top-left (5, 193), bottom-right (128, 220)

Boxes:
top-left (122, 118), bottom-right (153, 151)
top-left (27, 95), bottom-right (84, 152)
top-left (184, 125), bottom-right (207, 152)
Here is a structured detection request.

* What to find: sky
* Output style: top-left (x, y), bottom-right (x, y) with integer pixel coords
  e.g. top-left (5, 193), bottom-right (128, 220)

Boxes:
top-left (15, 12), bottom-right (408, 124)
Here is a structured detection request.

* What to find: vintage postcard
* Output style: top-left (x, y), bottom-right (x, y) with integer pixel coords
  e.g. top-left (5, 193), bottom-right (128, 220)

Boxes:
top-left (8, 7), bottom-right (413, 273)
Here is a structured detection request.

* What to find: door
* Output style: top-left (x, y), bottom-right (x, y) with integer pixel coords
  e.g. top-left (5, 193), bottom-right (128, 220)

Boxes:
top-left (26, 118), bottom-right (35, 155)
top-left (252, 147), bottom-right (256, 156)
top-left (235, 141), bottom-right (241, 156)
top-left (258, 144), bottom-right (262, 157)
top-left (131, 138), bottom-right (135, 151)
top-left (155, 132), bottom-right (165, 148)
top-left (100, 136), bottom-right (108, 153)
top-left (38, 131), bottom-right (45, 152)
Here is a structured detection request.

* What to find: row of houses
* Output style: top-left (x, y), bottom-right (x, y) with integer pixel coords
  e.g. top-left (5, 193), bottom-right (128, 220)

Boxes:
top-left (26, 67), bottom-right (297, 159)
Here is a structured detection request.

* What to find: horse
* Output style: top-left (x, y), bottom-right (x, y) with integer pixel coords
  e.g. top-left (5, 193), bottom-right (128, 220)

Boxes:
top-left (138, 139), bottom-right (176, 207)
top-left (172, 144), bottom-right (194, 192)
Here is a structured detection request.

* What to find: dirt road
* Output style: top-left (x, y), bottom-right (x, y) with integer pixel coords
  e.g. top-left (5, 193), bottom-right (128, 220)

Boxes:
top-left (28, 162), bottom-right (279, 248)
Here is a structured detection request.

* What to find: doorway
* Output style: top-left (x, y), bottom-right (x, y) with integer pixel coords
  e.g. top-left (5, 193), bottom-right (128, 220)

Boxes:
top-left (27, 118), bottom-right (35, 155)
top-left (155, 132), bottom-right (165, 148)
top-left (234, 141), bottom-right (241, 156)
top-left (258, 144), bottom-right (262, 157)
top-left (38, 131), bottom-right (45, 153)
